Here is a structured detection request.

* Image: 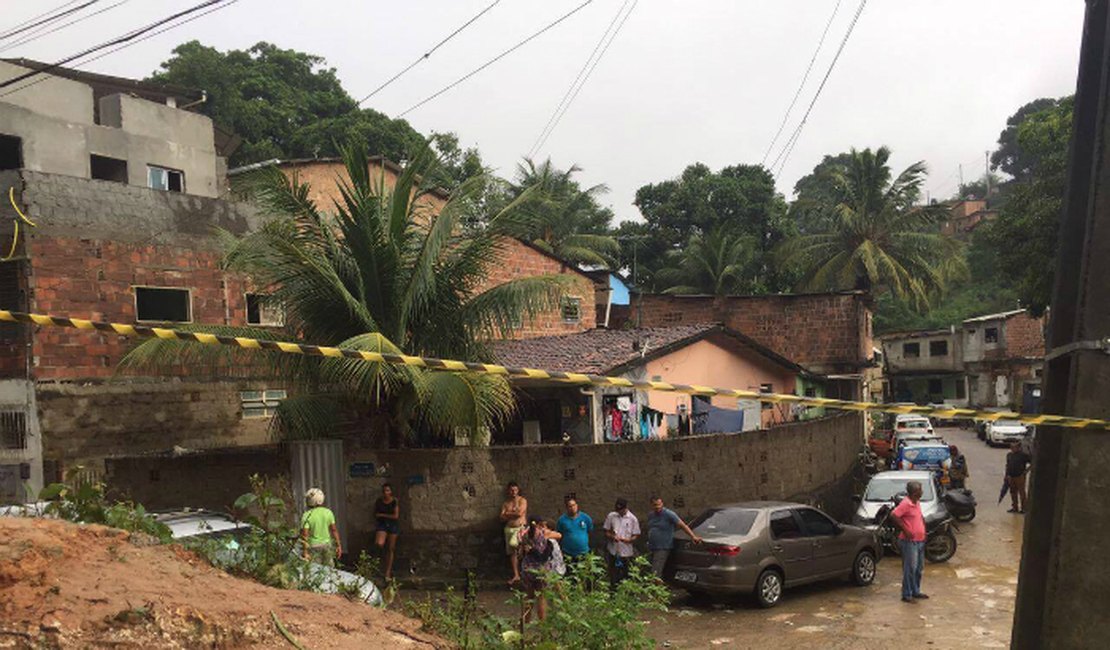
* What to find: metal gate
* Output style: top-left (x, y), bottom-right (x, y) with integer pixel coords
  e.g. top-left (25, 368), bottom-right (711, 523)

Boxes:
top-left (289, 440), bottom-right (347, 547)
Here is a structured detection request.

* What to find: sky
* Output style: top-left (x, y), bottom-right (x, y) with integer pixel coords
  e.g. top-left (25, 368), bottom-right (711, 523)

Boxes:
top-left (3, 0), bottom-right (1086, 224)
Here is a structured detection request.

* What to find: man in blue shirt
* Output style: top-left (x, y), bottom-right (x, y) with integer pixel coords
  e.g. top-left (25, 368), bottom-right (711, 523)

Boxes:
top-left (647, 496), bottom-right (701, 577)
top-left (555, 497), bottom-right (593, 574)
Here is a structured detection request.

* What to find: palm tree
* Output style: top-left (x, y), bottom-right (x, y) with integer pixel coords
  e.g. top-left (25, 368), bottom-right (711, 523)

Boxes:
top-left (121, 144), bottom-right (569, 445)
top-left (656, 230), bottom-right (759, 295)
top-left (507, 158), bottom-right (620, 267)
top-left (776, 147), bottom-right (965, 309)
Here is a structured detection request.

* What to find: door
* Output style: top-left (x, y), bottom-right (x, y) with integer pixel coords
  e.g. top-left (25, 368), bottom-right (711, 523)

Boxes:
top-left (796, 507), bottom-right (854, 577)
top-left (769, 509), bottom-right (813, 582)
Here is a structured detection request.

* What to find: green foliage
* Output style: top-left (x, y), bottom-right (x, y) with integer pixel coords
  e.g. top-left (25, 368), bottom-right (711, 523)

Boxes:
top-left (991, 97), bottom-right (1068, 181)
top-left (631, 162), bottom-right (792, 291)
top-left (121, 142), bottom-right (568, 444)
top-left (38, 482), bottom-right (172, 542)
top-left (790, 152), bottom-right (854, 234)
top-left (405, 585), bottom-right (515, 649)
top-left (656, 229), bottom-right (760, 295)
top-left (982, 97), bottom-right (1073, 315)
top-left (776, 147), bottom-right (966, 310)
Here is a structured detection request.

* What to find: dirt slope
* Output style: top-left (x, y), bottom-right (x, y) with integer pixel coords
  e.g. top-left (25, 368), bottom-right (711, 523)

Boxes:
top-left (0, 517), bottom-right (444, 649)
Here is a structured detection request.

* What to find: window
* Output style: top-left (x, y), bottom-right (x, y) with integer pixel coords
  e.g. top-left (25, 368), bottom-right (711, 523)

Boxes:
top-left (0, 134), bottom-right (22, 170)
top-left (90, 154), bottom-right (127, 183)
top-left (769, 510), bottom-right (802, 540)
top-left (689, 508), bottom-right (758, 536)
top-left (760, 383), bottom-right (773, 410)
top-left (0, 410), bottom-right (27, 450)
top-left (240, 389), bottom-right (287, 418)
top-left (134, 287), bottom-right (191, 322)
top-left (903, 342), bottom-right (920, 358)
top-left (148, 165), bottom-right (184, 192)
top-left (246, 293), bottom-right (284, 326)
top-left (956, 379), bottom-right (967, 399)
top-left (804, 386), bottom-right (817, 398)
top-left (929, 340), bottom-right (948, 356)
top-left (985, 327), bottom-right (999, 343)
top-left (0, 262), bottom-right (22, 343)
top-left (561, 297), bottom-right (581, 323)
top-left (928, 379), bottom-right (943, 394)
top-left (797, 508), bottom-right (838, 536)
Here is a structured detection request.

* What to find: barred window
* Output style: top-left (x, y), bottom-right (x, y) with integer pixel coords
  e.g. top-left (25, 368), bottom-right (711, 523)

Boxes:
top-left (241, 389), bottom-right (287, 418)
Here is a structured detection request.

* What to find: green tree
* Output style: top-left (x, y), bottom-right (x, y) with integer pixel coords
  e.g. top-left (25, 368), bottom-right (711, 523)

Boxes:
top-left (982, 97), bottom-right (1073, 315)
top-left (121, 144), bottom-right (568, 445)
top-left (790, 152), bottom-right (854, 234)
top-left (991, 97), bottom-right (1067, 181)
top-left (630, 162), bottom-right (792, 290)
top-left (776, 147), bottom-right (965, 309)
top-left (504, 158), bottom-right (619, 267)
top-left (656, 229), bottom-right (759, 295)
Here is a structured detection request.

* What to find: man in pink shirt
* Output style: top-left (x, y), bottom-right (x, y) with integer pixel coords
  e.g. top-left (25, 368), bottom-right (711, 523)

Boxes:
top-left (890, 481), bottom-right (928, 603)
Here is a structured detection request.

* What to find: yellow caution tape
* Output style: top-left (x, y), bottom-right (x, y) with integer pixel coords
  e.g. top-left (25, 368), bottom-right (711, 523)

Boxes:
top-left (0, 308), bottom-right (1105, 431)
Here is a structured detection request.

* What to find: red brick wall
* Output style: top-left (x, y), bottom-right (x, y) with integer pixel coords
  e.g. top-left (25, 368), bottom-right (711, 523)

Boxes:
top-left (26, 234), bottom-right (252, 380)
top-left (1004, 312), bottom-right (1046, 358)
top-left (634, 293), bottom-right (872, 372)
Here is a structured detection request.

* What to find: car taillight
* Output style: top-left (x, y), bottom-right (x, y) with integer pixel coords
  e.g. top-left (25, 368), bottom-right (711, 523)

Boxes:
top-left (707, 544), bottom-right (741, 557)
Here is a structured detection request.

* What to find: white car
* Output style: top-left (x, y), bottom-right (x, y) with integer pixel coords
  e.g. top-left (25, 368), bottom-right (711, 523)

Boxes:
top-left (894, 415), bottom-right (935, 436)
top-left (985, 420), bottom-right (1031, 447)
top-left (155, 509), bottom-right (383, 607)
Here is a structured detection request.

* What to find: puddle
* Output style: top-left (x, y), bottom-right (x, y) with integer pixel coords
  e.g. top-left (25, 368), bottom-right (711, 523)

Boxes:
top-left (794, 625), bottom-right (827, 633)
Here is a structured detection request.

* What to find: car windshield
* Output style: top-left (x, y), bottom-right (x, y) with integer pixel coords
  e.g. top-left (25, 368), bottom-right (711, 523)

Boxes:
top-left (688, 508), bottom-right (758, 536)
top-left (899, 420), bottom-right (930, 429)
top-left (995, 420), bottom-right (1023, 427)
top-left (864, 478), bottom-right (935, 502)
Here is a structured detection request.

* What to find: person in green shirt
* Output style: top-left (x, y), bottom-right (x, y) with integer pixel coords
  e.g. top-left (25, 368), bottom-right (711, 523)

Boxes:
top-left (300, 488), bottom-right (341, 565)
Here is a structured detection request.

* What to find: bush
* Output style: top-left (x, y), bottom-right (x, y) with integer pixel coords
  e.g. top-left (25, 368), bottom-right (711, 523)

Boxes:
top-left (38, 482), bottom-right (172, 543)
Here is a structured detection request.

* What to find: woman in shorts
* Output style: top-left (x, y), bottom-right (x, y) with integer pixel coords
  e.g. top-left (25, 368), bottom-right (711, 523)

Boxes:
top-left (374, 483), bottom-right (400, 580)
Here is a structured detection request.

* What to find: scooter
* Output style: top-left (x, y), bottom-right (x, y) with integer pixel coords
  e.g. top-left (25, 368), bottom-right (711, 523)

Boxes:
top-left (874, 499), bottom-right (959, 563)
top-left (942, 487), bottom-right (977, 523)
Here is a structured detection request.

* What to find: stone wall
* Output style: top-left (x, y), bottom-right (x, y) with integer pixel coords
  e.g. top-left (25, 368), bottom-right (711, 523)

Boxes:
top-left (629, 292), bottom-right (873, 374)
top-left (106, 412), bottom-right (863, 581)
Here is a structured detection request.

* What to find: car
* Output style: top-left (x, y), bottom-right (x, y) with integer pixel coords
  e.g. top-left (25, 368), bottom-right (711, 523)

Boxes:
top-left (154, 509), bottom-right (383, 607)
top-left (975, 408), bottom-right (1008, 440)
top-left (985, 420), bottom-right (1032, 447)
top-left (664, 501), bottom-right (880, 608)
top-left (895, 441), bottom-right (953, 486)
top-left (852, 470), bottom-right (947, 530)
top-left (894, 415), bottom-right (935, 436)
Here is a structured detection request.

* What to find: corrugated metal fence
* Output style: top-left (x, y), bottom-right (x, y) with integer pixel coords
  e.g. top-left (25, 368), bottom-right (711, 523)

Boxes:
top-left (289, 440), bottom-right (347, 547)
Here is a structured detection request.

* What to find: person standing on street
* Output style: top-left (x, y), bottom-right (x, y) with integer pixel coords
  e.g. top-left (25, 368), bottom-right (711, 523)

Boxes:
top-left (1005, 442), bottom-right (1032, 513)
top-left (603, 498), bottom-right (640, 588)
top-left (300, 487), bottom-right (341, 566)
top-left (500, 481), bottom-right (528, 585)
top-left (890, 481), bottom-right (928, 604)
top-left (555, 497), bottom-right (593, 575)
top-left (646, 496), bottom-right (701, 577)
top-left (949, 445), bottom-right (970, 490)
top-left (373, 483), bottom-right (400, 581)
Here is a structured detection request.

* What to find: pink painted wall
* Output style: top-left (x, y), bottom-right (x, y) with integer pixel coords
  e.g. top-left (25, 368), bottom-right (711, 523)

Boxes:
top-left (643, 336), bottom-right (797, 428)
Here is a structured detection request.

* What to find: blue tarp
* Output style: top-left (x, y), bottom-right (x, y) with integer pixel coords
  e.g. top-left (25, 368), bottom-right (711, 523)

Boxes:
top-left (609, 274), bottom-right (630, 306)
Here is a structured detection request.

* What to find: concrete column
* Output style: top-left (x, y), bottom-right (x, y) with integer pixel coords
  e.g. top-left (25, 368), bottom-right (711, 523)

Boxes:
top-left (1012, 2), bottom-right (1110, 647)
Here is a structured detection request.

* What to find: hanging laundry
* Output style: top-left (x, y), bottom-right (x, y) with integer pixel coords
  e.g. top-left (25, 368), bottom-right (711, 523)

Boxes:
top-left (617, 396), bottom-right (631, 411)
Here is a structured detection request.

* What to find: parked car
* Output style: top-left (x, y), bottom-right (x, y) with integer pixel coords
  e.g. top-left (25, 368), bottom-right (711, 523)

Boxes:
top-left (985, 420), bottom-right (1032, 447)
top-left (664, 502), bottom-right (880, 608)
top-left (975, 408), bottom-right (1008, 440)
top-left (894, 441), bottom-right (953, 486)
top-left (154, 509), bottom-right (383, 607)
top-left (895, 415), bottom-right (935, 436)
top-left (852, 470), bottom-right (947, 531)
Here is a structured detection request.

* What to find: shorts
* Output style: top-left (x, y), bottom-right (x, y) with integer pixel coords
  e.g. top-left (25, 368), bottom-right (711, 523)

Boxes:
top-left (376, 519), bottom-right (400, 535)
top-left (504, 525), bottom-right (524, 555)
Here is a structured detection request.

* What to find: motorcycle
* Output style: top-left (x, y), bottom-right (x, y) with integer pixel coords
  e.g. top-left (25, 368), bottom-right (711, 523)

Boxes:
top-left (874, 499), bottom-right (959, 563)
top-left (942, 487), bottom-right (977, 523)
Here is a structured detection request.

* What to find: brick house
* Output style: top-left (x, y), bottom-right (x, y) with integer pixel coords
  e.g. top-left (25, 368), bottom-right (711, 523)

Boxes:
top-left (230, 158), bottom-right (597, 339)
top-left (941, 199), bottom-right (998, 239)
top-left (0, 61), bottom-right (274, 502)
top-left (623, 292), bottom-right (875, 400)
top-left (962, 309), bottom-right (1045, 411)
top-left (491, 323), bottom-right (821, 444)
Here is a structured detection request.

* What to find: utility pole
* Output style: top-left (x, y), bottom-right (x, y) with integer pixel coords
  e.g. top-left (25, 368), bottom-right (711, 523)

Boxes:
top-left (984, 150), bottom-right (992, 200)
top-left (958, 163), bottom-right (964, 195)
top-left (1012, 1), bottom-right (1110, 647)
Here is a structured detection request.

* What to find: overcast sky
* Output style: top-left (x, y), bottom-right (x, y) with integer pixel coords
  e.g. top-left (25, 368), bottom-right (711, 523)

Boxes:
top-left (6, 0), bottom-right (1085, 223)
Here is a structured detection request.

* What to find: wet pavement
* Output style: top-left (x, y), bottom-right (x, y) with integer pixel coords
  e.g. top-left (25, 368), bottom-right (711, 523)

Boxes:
top-left (451, 427), bottom-right (1024, 649)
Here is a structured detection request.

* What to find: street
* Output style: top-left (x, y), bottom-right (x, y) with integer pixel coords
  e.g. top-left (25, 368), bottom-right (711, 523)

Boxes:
top-left (463, 427), bottom-right (1024, 649)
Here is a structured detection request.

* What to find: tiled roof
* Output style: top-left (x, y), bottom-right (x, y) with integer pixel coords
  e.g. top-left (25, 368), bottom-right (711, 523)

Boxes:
top-left (491, 324), bottom-right (807, 376)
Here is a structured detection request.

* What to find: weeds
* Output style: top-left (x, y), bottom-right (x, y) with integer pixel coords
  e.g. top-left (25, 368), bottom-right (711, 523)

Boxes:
top-left (38, 482), bottom-right (172, 543)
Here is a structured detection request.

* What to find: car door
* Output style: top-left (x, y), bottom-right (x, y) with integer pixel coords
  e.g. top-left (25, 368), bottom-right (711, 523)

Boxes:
top-left (796, 507), bottom-right (853, 578)
top-left (768, 509), bottom-right (813, 583)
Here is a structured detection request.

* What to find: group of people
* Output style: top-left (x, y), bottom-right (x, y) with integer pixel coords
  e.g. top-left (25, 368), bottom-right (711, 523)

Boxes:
top-left (499, 481), bottom-right (701, 621)
top-left (298, 484), bottom-right (402, 581)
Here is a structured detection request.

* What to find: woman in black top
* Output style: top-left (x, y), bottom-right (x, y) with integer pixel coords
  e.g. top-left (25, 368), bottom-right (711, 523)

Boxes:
top-left (374, 483), bottom-right (400, 580)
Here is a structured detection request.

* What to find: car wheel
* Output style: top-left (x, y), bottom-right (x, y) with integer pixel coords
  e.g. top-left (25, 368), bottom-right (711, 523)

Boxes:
top-left (925, 530), bottom-right (957, 563)
top-left (754, 569), bottom-right (784, 608)
top-left (851, 550), bottom-right (877, 586)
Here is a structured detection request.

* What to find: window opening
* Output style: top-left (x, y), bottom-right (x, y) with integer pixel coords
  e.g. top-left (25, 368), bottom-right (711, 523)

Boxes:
top-left (241, 389), bottom-right (287, 418)
top-left (561, 297), bottom-right (581, 323)
top-left (903, 342), bottom-right (920, 358)
top-left (0, 134), bottom-right (22, 170)
top-left (929, 340), bottom-right (948, 356)
top-left (135, 287), bottom-right (190, 322)
top-left (90, 154), bottom-right (128, 183)
top-left (246, 293), bottom-right (284, 326)
top-left (985, 327), bottom-right (999, 343)
top-left (0, 410), bottom-right (27, 450)
top-left (148, 165), bottom-right (184, 192)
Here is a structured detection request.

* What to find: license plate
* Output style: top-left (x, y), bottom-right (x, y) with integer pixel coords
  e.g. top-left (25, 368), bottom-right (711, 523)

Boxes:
top-left (674, 571), bottom-right (698, 583)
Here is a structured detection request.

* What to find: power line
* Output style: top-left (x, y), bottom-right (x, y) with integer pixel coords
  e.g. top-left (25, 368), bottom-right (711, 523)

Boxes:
top-left (528, 0), bottom-right (636, 159)
top-left (398, 0), bottom-right (595, 118)
top-left (357, 0), bottom-right (505, 106)
top-left (761, 0), bottom-right (844, 166)
top-left (0, 1), bottom-right (131, 55)
top-left (0, 0), bottom-right (229, 91)
top-left (0, 0), bottom-right (92, 42)
top-left (0, 0), bottom-right (241, 99)
top-left (769, 0), bottom-right (868, 178)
